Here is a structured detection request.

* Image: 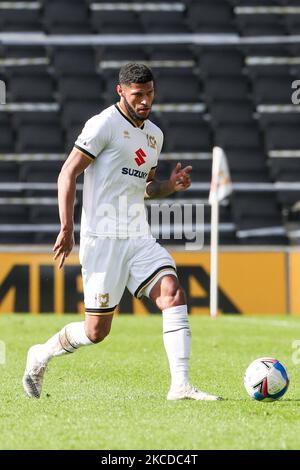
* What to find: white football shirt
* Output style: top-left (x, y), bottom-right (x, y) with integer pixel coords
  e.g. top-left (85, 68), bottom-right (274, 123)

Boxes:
top-left (74, 104), bottom-right (164, 238)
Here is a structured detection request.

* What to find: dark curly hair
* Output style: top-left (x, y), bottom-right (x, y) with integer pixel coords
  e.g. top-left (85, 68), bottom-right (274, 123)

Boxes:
top-left (119, 63), bottom-right (154, 85)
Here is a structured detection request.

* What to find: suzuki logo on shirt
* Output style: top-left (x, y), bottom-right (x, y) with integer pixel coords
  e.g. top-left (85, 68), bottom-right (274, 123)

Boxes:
top-left (135, 148), bottom-right (147, 166)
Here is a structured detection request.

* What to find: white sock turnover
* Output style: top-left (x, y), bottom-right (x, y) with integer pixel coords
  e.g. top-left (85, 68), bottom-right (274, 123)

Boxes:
top-left (162, 305), bottom-right (191, 391)
top-left (40, 322), bottom-right (93, 362)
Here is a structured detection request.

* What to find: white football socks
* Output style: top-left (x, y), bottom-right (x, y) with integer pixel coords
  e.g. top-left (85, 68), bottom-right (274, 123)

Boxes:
top-left (39, 322), bottom-right (93, 362)
top-left (162, 305), bottom-right (191, 391)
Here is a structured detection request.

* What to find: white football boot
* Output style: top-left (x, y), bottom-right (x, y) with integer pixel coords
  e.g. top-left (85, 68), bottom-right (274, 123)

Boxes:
top-left (167, 383), bottom-right (223, 401)
top-left (22, 344), bottom-right (49, 398)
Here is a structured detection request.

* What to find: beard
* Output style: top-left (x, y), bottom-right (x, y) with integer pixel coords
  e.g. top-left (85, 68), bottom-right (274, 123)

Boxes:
top-left (123, 96), bottom-right (151, 122)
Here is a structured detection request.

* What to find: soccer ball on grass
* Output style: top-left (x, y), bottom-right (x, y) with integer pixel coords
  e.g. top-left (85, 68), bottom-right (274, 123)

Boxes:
top-left (244, 357), bottom-right (289, 401)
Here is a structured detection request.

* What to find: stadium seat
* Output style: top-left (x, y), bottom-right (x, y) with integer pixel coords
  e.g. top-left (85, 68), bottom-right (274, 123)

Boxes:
top-left (17, 124), bottom-right (64, 153)
top-left (9, 73), bottom-right (55, 102)
top-left (61, 100), bottom-right (104, 128)
top-left (139, 11), bottom-right (190, 33)
top-left (186, 1), bottom-right (235, 33)
top-left (19, 160), bottom-right (62, 182)
top-left (154, 70), bottom-right (201, 103)
top-left (229, 0), bottom-right (290, 4)
top-left (0, 233), bottom-right (42, 244)
top-left (196, 49), bottom-right (244, 77)
top-left (90, 10), bottom-right (143, 34)
top-left (258, 110), bottom-right (300, 128)
top-left (246, 62), bottom-right (293, 79)
top-left (99, 46), bottom-right (148, 65)
top-left (204, 77), bottom-right (250, 102)
top-left (232, 192), bottom-right (284, 232)
top-left (214, 123), bottom-right (263, 150)
top-left (88, 67), bottom-right (116, 102)
top-left (2, 45), bottom-right (47, 59)
top-left (0, 124), bottom-right (15, 152)
top-left (0, 162), bottom-right (19, 182)
top-left (158, 158), bottom-right (212, 183)
top-left (235, 12), bottom-right (287, 36)
top-left (242, 43), bottom-right (292, 58)
top-left (66, 125), bottom-right (85, 153)
top-left (0, 111), bottom-right (10, 126)
top-left (269, 157), bottom-right (300, 182)
top-left (43, 0), bottom-right (91, 34)
top-left (0, 5), bottom-right (41, 32)
top-left (209, 100), bottom-right (254, 125)
top-left (251, 76), bottom-right (295, 104)
top-left (2, 46), bottom-right (48, 75)
top-left (148, 45), bottom-right (195, 63)
top-left (12, 111), bottom-right (60, 128)
top-left (29, 205), bottom-right (59, 224)
top-left (264, 124), bottom-right (300, 151)
top-left (160, 115), bottom-right (212, 152)
top-left (226, 149), bottom-right (269, 182)
top-left (285, 12), bottom-right (300, 34)
top-left (57, 75), bottom-right (104, 101)
top-left (0, 205), bottom-right (29, 224)
top-left (52, 48), bottom-right (96, 76)
top-left (276, 190), bottom-right (300, 207)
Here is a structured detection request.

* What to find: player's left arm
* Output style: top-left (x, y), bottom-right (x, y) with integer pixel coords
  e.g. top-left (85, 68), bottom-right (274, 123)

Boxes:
top-left (144, 163), bottom-right (192, 199)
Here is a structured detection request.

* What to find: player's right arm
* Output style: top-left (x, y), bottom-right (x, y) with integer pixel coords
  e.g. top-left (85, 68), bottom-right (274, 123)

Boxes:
top-left (53, 147), bottom-right (92, 269)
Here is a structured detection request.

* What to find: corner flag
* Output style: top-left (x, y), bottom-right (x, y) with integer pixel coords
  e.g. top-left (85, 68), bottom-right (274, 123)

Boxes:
top-left (209, 147), bottom-right (232, 205)
top-left (209, 147), bottom-right (232, 318)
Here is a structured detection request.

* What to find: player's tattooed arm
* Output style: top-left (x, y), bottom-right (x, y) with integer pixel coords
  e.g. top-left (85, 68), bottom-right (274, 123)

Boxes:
top-left (145, 163), bottom-right (192, 199)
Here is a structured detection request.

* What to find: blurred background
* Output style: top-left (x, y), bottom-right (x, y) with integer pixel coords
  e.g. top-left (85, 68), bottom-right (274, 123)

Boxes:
top-left (0, 0), bottom-right (300, 315)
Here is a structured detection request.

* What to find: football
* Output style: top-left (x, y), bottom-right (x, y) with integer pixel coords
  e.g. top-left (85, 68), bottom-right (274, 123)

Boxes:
top-left (244, 357), bottom-right (289, 401)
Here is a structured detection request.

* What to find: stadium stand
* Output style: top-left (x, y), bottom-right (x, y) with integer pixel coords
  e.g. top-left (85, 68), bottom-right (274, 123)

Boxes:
top-left (0, 0), bottom-right (300, 246)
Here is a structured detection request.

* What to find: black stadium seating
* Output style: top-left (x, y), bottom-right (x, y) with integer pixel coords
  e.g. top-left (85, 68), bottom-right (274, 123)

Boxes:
top-left (186, 1), bottom-right (235, 33)
top-left (265, 124), bottom-right (300, 151)
top-left (17, 124), bottom-right (64, 153)
top-left (139, 11), bottom-right (190, 34)
top-left (9, 74), bottom-right (55, 102)
top-left (0, 124), bottom-right (14, 152)
top-left (161, 115), bottom-right (212, 153)
top-left (0, 0), bottom-right (299, 245)
top-left (91, 10), bottom-right (142, 34)
top-left (0, 5), bottom-right (41, 32)
top-left (251, 76), bottom-right (295, 104)
top-left (43, 1), bottom-right (91, 34)
top-left (154, 70), bottom-right (201, 103)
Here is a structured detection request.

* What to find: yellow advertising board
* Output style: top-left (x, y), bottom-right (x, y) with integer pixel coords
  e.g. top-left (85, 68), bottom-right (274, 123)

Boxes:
top-left (173, 252), bottom-right (287, 315)
top-left (0, 250), bottom-right (292, 315)
top-left (290, 252), bottom-right (300, 316)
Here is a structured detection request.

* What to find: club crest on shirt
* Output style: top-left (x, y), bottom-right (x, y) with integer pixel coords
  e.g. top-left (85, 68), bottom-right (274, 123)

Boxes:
top-left (146, 134), bottom-right (157, 149)
top-left (95, 293), bottom-right (110, 308)
top-left (123, 130), bottom-right (130, 139)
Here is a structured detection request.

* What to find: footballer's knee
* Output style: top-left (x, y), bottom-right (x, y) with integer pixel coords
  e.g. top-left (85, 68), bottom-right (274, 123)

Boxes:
top-left (150, 275), bottom-right (186, 311)
top-left (85, 314), bottom-right (113, 344)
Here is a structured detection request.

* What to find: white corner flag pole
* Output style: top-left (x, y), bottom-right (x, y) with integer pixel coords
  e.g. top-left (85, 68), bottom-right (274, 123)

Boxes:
top-left (209, 147), bottom-right (232, 318)
top-left (210, 192), bottom-right (219, 318)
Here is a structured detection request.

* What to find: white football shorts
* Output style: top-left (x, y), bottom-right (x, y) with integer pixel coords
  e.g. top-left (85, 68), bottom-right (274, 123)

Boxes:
top-left (79, 236), bottom-right (177, 315)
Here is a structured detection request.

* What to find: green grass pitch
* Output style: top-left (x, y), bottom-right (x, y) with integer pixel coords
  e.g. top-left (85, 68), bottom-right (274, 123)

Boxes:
top-left (1, 313), bottom-right (300, 450)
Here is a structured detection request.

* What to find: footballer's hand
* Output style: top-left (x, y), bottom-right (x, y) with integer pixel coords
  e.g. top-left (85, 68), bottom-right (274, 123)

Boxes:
top-left (170, 162), bottom-right (192, 192)
top-left (53, 228), bottom-right (75, 269)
